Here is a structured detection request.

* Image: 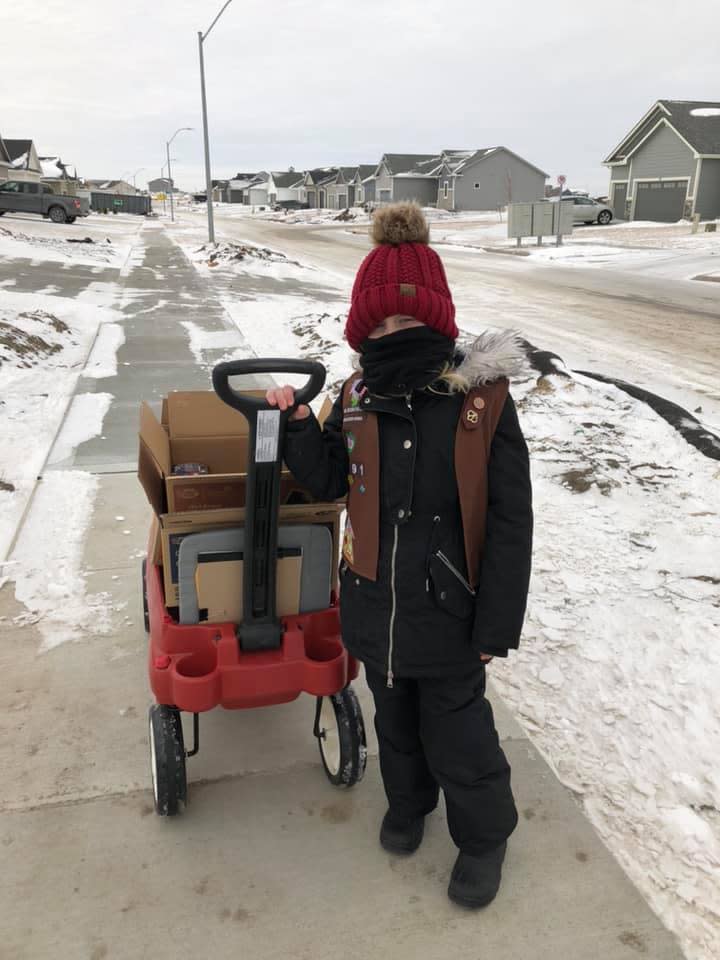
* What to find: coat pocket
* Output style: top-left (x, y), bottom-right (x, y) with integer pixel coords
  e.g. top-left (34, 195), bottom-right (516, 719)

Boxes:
top-left (427, 549), bottom-right (476, 621)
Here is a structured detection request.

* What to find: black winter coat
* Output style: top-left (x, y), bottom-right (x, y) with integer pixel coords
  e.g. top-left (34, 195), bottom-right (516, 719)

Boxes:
top-left (284, 377), bottom-right (533, 680)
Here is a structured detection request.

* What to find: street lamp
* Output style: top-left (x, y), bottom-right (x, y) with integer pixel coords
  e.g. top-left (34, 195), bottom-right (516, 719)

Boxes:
top-left (132, 167), bottom-right (145, 193)
top-left (160, 161), bottom-right (174, 215)
top-left (166, 128), bottom-right (193, 222)
top-left (199, 0), bottom-right (235, 244)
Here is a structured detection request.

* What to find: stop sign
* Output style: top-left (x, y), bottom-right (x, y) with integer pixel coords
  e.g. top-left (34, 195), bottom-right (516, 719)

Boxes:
top-left (558, 175), bottom-right (567, 185)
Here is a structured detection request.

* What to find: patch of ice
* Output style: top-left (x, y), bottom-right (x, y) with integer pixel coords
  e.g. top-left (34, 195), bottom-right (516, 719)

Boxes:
top-left (47, 393), bottom-right (113, 467)
top-left (83, 323), bottom-right (125, 379)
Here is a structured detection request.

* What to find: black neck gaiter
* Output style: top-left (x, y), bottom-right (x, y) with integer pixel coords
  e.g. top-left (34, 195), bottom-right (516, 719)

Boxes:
top-left (359, 326), bottom-right (456, 396)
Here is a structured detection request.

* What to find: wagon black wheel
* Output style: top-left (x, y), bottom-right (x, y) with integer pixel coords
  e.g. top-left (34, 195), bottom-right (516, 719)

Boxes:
top-left (141, 558), bottom-right (149, 633)
top-left (597, 210), bottom-right (612, 225)
top-left (148, 705), bottom-right (187, 816)
top-left (314, 687), bottom-right (367, 787)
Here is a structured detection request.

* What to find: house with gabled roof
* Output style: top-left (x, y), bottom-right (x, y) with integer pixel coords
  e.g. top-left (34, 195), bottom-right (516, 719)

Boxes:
top-left (85, 179), bottom-right (136, 196)
top-left (266, 171), bottom-right (304, 208)
top-left (434, 147), bottom-right (548, 211)
top-left (373, 154), bottom-right (439, 205)
top-left (604, 99), bottom-right (720, 221)
top-left (351, 164), bottom-right (377, 206)
top-left (4, 139), bottom-right (43, 182)
top-left (324, 166), bottom-right (377, 209)
top-left (298, 168), bottom-right (338, 208)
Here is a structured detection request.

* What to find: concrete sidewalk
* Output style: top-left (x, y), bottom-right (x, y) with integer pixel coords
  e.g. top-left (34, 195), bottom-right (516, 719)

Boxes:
top-left (0, 225), bottom-right (686, 959)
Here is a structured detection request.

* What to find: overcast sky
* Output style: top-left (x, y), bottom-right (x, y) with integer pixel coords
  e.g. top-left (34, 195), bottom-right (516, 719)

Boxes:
top-left (2, 0), bottom-right (718, 194)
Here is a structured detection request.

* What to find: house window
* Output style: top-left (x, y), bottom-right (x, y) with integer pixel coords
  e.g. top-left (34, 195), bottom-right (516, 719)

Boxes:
top-left (473, 182), bottom-right (480, 190)
top-left (443, 181), bottom-right (449, 199)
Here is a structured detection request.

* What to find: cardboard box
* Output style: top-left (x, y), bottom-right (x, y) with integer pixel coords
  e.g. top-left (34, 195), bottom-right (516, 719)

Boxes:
top-left (160, 504), bottom-right (342, 608)
top-left (139, 389), bottom-right (343, 616)
top-left (195, 555), bottom-right (302, 623)
top-left (139, 390), bottom-right (330, 515)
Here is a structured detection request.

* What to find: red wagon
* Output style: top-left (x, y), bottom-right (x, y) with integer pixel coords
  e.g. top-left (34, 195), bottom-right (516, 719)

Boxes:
top-left (143, 359), bottom-right (367, 815)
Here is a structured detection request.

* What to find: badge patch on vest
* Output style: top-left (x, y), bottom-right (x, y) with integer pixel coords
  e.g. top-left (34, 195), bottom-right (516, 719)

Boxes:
top-left (342, 518), bottom-right (355, 564)
top-left (346, 431), bottom-right (356, 452)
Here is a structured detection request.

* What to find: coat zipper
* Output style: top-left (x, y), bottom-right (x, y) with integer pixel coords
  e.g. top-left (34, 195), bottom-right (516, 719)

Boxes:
top-left (387, 523), bottom-right (400, 687)
top-left (387, 394), bottom-right (413, 689)
top-left (435, 549), bottom-right (476, 595)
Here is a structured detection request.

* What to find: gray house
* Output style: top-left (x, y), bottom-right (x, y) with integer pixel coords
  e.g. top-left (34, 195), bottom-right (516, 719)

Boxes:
top-left (298, 168), bottom-right (338, 208)
top-left (604, 100), bottom-right (720, 221)
top-left (325, 167), bottom-right (359, 209)
top-left (352, 164), bottom-right (376, 206)
top-left (148, 177), bottom-right (175, 194)
top-left (373, 154), bottom-right (438, 205)
top-left (434, 147), bottom-right (548, 211)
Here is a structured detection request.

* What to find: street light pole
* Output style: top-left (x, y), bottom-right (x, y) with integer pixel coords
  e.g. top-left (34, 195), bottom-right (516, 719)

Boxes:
top-left (198, 0), bottom-right (235, 245)
top-left (165, 128), bottom-right (193, 222)
top-left (132, 167), bottom-right (145, 193)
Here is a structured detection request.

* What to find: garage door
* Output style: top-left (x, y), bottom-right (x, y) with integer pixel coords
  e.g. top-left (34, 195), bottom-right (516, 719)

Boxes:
top-left (612, 183), bottom-right (627, 220)
top-left (634, 180), bottom-right (687, 222)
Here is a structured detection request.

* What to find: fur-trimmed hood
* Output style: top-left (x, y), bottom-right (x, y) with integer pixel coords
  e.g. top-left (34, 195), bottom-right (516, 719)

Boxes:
top-left (454, 328), bottom-right (529, 385)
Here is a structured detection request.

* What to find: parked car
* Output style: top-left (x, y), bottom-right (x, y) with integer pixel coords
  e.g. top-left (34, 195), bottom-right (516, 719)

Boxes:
top-left (0, 180), bottom-right (89, 223)
top-left (565, 195), bottom-right (613, 225)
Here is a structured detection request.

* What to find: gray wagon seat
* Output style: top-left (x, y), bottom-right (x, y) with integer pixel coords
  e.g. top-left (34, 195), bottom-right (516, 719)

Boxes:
top-left (177, 525), bottom-right (333, 625)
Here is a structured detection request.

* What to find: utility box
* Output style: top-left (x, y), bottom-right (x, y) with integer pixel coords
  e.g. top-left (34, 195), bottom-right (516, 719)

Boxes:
top-left (508, 200), bottom-right (574, 246)
top-left (552, 201), bottom-right (574, 236)
top-left (507, 203), bottom-right (533, 239)
top-left (533, 203), bottom-right (555, 237)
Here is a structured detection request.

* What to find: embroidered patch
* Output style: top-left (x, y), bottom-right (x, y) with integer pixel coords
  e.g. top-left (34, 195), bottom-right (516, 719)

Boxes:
top-left (359, 484), bottom-right (366, 494)
top-left (399, 283), bottom-right (416, 297)
top-left (473, 396), bottom-right (486, 410)
top-left (346, 432), bottom-right (356, 452)
top-left (466, 409), bottom-right (479, 424)
top-left (348, 474), bottom-right (354, 486)
top-left (342, 519), bottom-right (355, 564)
top-left (349, 380), bottom-right (364, 408)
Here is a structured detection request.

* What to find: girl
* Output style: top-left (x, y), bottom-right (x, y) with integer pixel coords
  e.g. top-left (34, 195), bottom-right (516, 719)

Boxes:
top-left (267, 203), bottom-right (533, 908)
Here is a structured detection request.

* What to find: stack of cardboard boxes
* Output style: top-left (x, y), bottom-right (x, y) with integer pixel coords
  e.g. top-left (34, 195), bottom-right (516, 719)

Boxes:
top-left (138, 390), bottom-right (341, 623)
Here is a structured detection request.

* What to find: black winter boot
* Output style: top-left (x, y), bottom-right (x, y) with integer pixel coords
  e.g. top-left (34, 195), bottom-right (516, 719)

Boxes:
top-left (448, 842), bottom-right (507, 908)
top-left (379, 810), bottom-right (425, 855)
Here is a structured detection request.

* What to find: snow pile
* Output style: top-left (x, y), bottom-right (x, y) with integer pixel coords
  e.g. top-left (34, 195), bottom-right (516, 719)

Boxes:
top-left (9, 470), bottom-right (112, 651)
top-left (690, 108), bottom-right (720, 117)
top-left (0, 225), bottom-right (121, 266)
top-left (0, 291), bottom-right (121, 562)
top-left (491, 371), bottom-right (720, 960)
top-left (191, 239), bottom-right (299, 268)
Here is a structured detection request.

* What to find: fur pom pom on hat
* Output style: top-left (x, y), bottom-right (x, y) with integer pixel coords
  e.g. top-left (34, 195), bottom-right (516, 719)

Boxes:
top-left (345, 202), bottom-right (457, 350)
top-left (370, 202), bottom-right (431, 246)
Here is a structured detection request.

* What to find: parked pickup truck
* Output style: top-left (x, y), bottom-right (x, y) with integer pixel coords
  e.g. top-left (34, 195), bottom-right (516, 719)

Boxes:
top-left (0, 180), bottom-right (89, 223)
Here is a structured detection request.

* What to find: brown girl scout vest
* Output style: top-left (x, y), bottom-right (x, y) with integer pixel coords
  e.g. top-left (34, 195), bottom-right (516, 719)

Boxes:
top-left (340, 376), bottom-right (509, 588)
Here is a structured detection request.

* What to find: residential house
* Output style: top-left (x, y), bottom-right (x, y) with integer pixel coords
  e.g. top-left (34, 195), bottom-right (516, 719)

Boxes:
top-left (84, 179), bottom-right (137, 196)
top-left (298, 168), bottom-right (338, 208)
top-left (372, 154), bottom-right (438, 205)
top-left (352, 164), bottom-right (377, 207)
top-left (247, 171), bottom-right (270, 206)
top-left (0, 135), bottom-right (12, 180)
top-left (434, 147), bottom-right (548, 211)
top-left (4, 139), bottom-right (43, 182)
top-left (148, 177), bottom-right (175, 193)
top-left (211, 179), bottom-right (230, 202)
top-left (325, 168), bottom-right (357, 210)
top-left (226, 173), bottom-right (257, 203)
top-left (604, 100), bottom-right (720, 221)
top-left (40, 157), bottom-right (81, 195)
top-left (266, 171), bottom-right (304, 208)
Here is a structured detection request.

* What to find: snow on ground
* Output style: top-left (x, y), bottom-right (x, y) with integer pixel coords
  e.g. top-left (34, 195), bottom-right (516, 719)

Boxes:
top-left (0, 291), bottom-right (123, 563)
top-left (435, 215), bottom-right (720, 274)
top-left (491, 370), bottom-right (720, 960)
top-left (9, 470), bottom-right (112, 651)
top-left (187, 218), bottom-right (720, 957)
top-left (0, 213), bottom-right (138, 268)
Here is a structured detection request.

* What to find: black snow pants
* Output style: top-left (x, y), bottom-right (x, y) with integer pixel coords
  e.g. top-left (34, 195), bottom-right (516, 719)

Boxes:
top-left (365, 665), bottom-right (518, 856)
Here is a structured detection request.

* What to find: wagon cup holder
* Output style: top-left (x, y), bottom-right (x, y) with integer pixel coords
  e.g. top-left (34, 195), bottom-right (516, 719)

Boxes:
top-left (175, 650), bottom-right (218, 679)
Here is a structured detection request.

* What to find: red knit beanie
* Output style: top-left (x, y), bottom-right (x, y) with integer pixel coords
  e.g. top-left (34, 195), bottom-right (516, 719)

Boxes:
top-left (345, 203), bottom-right (458, 351)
